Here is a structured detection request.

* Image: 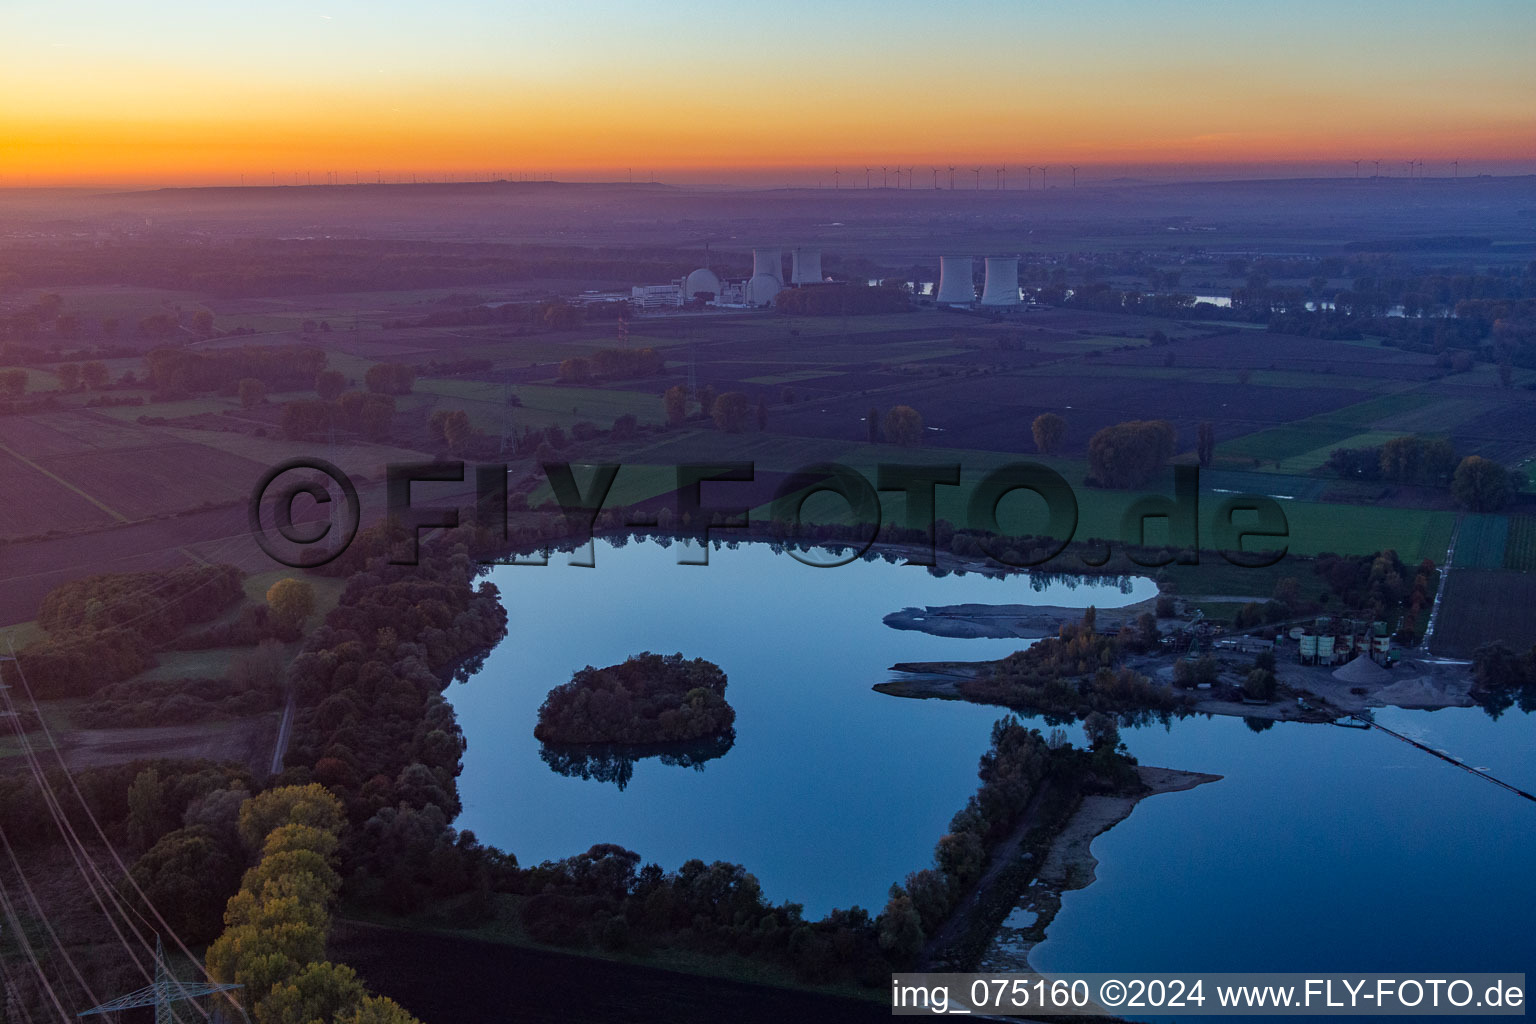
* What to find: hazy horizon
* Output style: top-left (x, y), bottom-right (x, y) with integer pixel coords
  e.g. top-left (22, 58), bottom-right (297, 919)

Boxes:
top-left (4, 0), bottom-right (1532, 186)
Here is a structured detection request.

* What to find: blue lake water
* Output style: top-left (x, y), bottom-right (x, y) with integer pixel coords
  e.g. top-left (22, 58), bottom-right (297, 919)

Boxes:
top-left (452, 538), bottom-right (1150, 915)
top-left (452, 538), bottom-right (1534, 981)
top-left (1029, 707), bottom-right (1536, 978)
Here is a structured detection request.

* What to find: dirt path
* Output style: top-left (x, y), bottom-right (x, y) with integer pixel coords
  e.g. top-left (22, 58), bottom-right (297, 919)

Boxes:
top-left (978, 766), bottom-right (1221, 974)
top-left (917, 780), bottom-right (1061, 969)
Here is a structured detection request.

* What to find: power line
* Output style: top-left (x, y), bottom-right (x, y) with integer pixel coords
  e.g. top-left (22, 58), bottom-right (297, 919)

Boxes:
top-left (0, 820), bottom-right (103, 1011)
top-left (4, 651), bottom-right (234, 1020)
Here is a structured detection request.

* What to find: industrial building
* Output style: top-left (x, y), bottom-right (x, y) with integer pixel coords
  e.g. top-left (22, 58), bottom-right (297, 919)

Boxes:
top-left (1291, 619), bottom-right (1394, 667)
top-left (620, 246), bottom-right (830, 312)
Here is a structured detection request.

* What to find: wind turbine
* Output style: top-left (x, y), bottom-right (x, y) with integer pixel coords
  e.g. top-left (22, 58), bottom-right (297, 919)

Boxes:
top-left (972, 166), bottom-right (982, 189)
top-left (833, 168), bottom-right (840, 189)
top-left (1071, 165), bottom-right (1079, 187)
top-left (931, 167), bottom-right (939, 189)
top-left (882, 165), bottom-right (888, 188)
top-left (907, 166), bottom-right (915, 190)
top-left (865, 166), bottom-right (872, 189)
top-left (1453, 160), bottom-right (1459, 178)
top-left (948, 165), bottom-right (956, 189)
top-left (1039, 165), bottom-right (1047, 189)
top-left (1024, 165), bottom-right (1033, 190)
top-left (1372, 159), bottom-right (1380, 177)
top-left (1352, 159), bottom-right (1360, 178)
top-left (996, 164), bottom-right (1005, 189)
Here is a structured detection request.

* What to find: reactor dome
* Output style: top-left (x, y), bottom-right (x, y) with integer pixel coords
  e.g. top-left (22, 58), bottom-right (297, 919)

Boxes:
top-left (684, 268), bottom-right (722, 299)
top-left (745, 273), bottom-right (782, 307)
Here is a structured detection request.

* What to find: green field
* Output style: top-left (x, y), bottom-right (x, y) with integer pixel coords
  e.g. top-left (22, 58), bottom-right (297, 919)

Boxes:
top-left (1503, 516), bottom-right (1536, 572)
top-left (1454, 515), bottom-right (1510, 570)
top-left (597, 436), bottom-right (1457, 564)
top-left (1223, 392), bottom-right (1434, 467)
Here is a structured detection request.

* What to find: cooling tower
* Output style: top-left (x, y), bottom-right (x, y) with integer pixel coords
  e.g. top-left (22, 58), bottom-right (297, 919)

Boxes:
top-left (752, 248), bottom-right (784, 284)
top-left (790, 247), bottom-right (823, 285)
top-left (745, 274), bottom-right (782, 307)
top-left (935, 256), bottom-right (975, 304)
top-left (980, 257), bottom-right (1021, 306)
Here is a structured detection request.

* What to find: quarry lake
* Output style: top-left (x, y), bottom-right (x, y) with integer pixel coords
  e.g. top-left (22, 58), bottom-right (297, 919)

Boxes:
top-left (452, 538), bottom-right (1149, 915)
top-left (450, 539), bottom-right (1535, 975)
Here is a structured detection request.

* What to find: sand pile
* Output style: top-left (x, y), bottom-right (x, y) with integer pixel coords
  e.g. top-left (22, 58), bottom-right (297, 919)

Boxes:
top-left (1332, 655), bottom-right (1393, 685)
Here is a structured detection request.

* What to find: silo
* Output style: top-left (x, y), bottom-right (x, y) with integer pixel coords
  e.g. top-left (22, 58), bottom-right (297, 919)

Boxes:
top-left (935, 256), bottom-right (975, 304)
top-left (752, 248), bottom-right (784, 284)
top-left (979, 257), bottom-right (1021, 306)
top-left (790, 248), bottom-right (823, 285)
top-left (1317, 635), bottom-right (1336, 664)
top-left (1299, 634), bottom-right (1318, 664)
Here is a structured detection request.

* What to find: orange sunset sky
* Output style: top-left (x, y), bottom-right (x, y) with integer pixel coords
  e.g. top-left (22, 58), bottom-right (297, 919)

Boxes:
top-left (3, 0), bottom-right (1533, 186)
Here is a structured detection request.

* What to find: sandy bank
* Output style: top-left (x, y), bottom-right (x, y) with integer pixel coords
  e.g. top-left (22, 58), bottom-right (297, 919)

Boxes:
top-left (978, 766), bottom-right (1222, 975)
top-left (884, 599), bottom-right (1156, 640)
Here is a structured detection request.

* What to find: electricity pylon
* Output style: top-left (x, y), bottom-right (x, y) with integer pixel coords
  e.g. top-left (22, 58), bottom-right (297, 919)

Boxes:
top-left (78, 937), bottom-right (241, 1024)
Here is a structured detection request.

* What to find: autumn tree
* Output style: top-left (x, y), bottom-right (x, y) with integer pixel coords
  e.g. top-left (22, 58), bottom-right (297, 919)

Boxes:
top-left (429, 409), bottom-right (473, 452)
top-left (315, 370), bottom-right (347, 401)
top-left (1031, 412), bottom-right (1066, 454)
top-left (1086, 419), bottom-right (1177, 488)
top-left (81, 361), bottom-right (109, 390)
top-left (266, 578), bottom-right (316, 630)
top-left (883, 405), bottom-right (924, 447)
top-left (1082, 711), bottom-right (1119, 752)
top-left (663, 385), bottom-right (687, 426)
top-left (711, 391), bottom-right (751, 433)
top-left (558, 357), bottom-right (592, 382)
top-left (57, 362), bottom-right (81, 390)
top-left (338, 996), bottom-right (425, 1024)
top-left (238, 378), bottom-right (267, 408)
top-left (1452, 455), bottom-right (1511, 512)
top-left (127, 825), bottom-right (242, 943)
top-left (876, 886), bottom-right (924, 961)
top-left (364, 362), bottom-right (415, 395)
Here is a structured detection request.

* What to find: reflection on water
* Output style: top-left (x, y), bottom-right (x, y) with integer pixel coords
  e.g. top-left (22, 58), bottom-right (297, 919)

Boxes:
top-left (453, 538), bottom-right (1151, 914)
top-left (538, 731), bottom-right (736, 791)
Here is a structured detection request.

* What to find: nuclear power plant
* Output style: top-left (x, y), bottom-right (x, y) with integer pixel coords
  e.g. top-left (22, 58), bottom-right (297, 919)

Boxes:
top-left (980, 257), bottom-right (1021, 306)
top-left (647, 246), bottom-right (827, 309)
top-left (622, 245), bottom-right (1028, 313)
top-left (791, 247), bottom-right (823, 285)
top-left (935, 256), bottom-right (975, 304)
top-left (744, 247), bottom-right (785, 306)
top-left (935, 255), bottom-right (1021, 307)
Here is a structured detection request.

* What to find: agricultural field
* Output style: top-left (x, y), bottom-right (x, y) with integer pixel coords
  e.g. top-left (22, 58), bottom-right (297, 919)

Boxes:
top-left (1454, 515), bottom-right (1510, 570)
top-left (1432, 569), bottom-right (1536, 657)
top-left (1503, 516), bottom-right (1536, 573)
